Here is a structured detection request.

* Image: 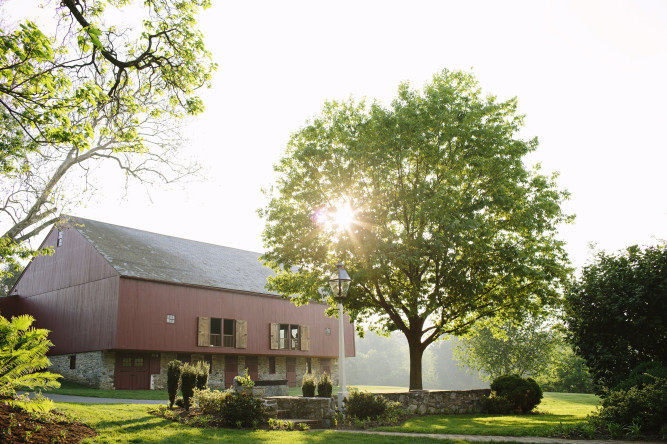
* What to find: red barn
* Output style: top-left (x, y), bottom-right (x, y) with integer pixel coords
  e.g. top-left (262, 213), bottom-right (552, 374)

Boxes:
top-left (0, 217), bottom-right (354, 391)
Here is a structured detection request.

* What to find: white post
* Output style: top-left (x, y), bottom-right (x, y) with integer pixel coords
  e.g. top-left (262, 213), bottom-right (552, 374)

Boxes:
top-left (337, 300), bottom-right (347, 414)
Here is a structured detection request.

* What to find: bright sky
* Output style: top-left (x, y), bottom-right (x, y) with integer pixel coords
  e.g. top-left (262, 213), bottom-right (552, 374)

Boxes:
top-left (11, 0), bottom-right (667, 272)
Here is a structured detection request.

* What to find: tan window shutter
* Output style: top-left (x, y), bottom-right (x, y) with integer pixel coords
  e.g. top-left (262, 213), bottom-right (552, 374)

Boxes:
top-left (235, 320), bottom-right (247, 349)
top-left (300, 325), bottom-right (310, 351)
top-left (270, 323), bottom-right (279, 350)
top-left (197, 317), bottom-right (210, 347)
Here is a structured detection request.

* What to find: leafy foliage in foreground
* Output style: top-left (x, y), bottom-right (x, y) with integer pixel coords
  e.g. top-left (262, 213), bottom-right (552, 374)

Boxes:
top-left (0, 314), bottom-right (60, 412)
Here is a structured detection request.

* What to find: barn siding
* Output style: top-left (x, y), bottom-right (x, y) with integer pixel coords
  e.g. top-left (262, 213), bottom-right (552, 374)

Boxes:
top-left (115, 277), bottom-right (355, 358)
top-left (0, 226), bottom-right (120, 355)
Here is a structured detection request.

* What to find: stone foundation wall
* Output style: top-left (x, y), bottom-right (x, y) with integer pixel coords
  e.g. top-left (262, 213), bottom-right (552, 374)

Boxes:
top-left (49, 351), bottom-right (115, 389)
top-left (50, 350), bottom-right (338, 392)
top-left (380, 389), bottom-right (491, 414)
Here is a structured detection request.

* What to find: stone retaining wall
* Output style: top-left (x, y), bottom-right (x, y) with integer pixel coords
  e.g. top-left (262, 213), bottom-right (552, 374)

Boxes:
top-left (265, 396), bottom-right (335, 428)
top-left (380, 389), bottom-right (490, 414)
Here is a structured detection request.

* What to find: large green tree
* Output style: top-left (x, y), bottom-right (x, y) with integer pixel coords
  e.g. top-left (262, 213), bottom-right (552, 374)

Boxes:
top-left (260, 69), bottom-right (572, 390)
top-left (564, 244), bottom-right (667, 392)
top-left (453, 315), bottom-right (561, 381)
top-left (0, 0), bottom-right (215, 270)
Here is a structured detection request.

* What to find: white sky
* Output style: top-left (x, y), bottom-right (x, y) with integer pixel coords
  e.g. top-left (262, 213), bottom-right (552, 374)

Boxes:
top-left (10, 0), bottom-right (667, 272)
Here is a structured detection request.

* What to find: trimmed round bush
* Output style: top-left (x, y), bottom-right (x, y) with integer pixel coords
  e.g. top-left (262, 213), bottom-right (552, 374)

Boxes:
top-left (487, 374), bottom-right (543, 414)
top-left (344, 391), bottom-right (389, 420)
top-left (219, 391), bottom-right (266, 428)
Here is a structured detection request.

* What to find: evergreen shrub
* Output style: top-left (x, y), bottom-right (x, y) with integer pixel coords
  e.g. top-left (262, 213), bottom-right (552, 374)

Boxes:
top-left (317, 372), bottom-right (333, 397)
top-left (344, 391), bottom-right (389, 420)
top-left (486, 374), bottom-right (543, 414)
top-left (194, 361), bottom-right (209, 390)
top-left (301, 373), bottom-right (315, 397)
top-left (180, 363), bottom-right (198, 410)
top-left (219, 391), bottom-right (266, 428)
top-left (167, 360), bottom-right (182, 409)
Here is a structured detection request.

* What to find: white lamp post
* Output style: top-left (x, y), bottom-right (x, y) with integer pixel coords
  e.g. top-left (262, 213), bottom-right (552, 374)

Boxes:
top-left (329, 262), bottom-right (351, 413)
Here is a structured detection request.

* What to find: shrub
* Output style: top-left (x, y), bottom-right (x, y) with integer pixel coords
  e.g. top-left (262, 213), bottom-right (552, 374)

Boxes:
top-left (593, 376), bottom-right (667, 437)
top-left (484, 393), bottom-right (514, 414)
top-left (301, 373), bottom-right (316, 397)
top-left (193, 388), bottom-right (232, 415)
top-left (344, 391), bottom-right (389, 420)
top-left (614, 361), bottom-right (667, 391)
top-left (317, 372), bottom-right (333, 398)
top-left (167, 360), bottom-right (182, 409)
top-left (194, 361), bottom-right (209, 390)
top-left (218, 390), bottom-right (266, 428)
top-left (486, 374), bottom-right (543, 414)
top-left (180, 363), bottom-right (199, 410)
top-left (233, 368), bottom-right (254, 388)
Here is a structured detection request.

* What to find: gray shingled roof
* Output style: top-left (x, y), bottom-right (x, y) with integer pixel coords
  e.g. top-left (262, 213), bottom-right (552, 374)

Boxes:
top-left (71, 217), bottom-right (277, 295)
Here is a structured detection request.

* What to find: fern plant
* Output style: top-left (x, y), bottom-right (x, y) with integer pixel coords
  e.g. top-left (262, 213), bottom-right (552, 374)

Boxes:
top-left (0, 314), bottom-right (61, 411)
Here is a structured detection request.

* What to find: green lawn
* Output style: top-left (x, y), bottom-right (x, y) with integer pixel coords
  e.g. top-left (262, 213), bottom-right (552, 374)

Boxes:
top-left (44, 381), bottom-right (408, 399)
top-left (55, 403), bottom-right (475, 443)
top-left (374, 392), bottom-right (600, 437)
top-left (39, 380), bottom-right (169, 400)
top-left (45, 385), bottom-right (599, 442)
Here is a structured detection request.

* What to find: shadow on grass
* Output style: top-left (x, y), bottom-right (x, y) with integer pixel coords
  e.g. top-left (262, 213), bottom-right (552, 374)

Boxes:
top-left (375, 413), bottom-right (586, 437)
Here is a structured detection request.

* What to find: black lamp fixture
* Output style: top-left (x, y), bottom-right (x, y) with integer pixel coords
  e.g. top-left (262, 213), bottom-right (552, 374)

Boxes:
top-left (328, 262), bottom-right (351, 301)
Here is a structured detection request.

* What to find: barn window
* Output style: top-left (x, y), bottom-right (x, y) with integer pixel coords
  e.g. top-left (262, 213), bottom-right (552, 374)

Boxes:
top-left (290, 325), bottom-right (300, 350)
top-left (279, 324), bottom-right (289, 349)
top-left (197, 317), bottom-right (246, 349)
top-left (269, 356), bottom-right (276, 374)
top-left (69, 355), bottom-right (76, 369)
top-left (166, 314), bottom-right (175, 324)
top-left (223, 319), bottom-right (235, 347)
top-left (57, 230), bottom-right (63, 247)
top-left (306, 357), bottom-right (312, 374)
top-left (210, 318), bottom-right (222, 346)
top-left (270, 323), bottom-right (310, 351)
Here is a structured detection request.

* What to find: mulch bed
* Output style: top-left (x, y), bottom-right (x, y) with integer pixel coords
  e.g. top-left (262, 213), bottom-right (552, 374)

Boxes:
top-left (0, 401), bottom-right (97, 443)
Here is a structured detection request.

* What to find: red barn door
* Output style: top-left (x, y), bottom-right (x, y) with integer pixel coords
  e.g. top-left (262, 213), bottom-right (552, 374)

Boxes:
top-left (115, 353), bottom-right (150, 390)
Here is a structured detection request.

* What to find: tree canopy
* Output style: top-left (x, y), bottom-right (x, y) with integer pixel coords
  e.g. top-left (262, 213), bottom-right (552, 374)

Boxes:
top-left (453, 315), bottom-right (561, 381)
top-left (564, 244), bottom-right (667, 392)
top-left (0, 0), bottom-right (215, 275)
top-left (260, 69), bottom-right (572, 389)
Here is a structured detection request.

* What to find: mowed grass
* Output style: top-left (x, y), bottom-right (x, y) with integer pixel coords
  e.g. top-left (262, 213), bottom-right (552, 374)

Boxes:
top-left (45, 381), bottom-right (408, 399)
top-left (374, 392), bottom-right (600, 437)
top-left (55, 403), bottom-right (479, 443)
top-left (40, 380), bottom-right (168, 400)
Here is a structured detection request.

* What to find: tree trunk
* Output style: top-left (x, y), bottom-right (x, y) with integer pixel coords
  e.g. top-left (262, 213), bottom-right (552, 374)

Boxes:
top-left (407, 334), bottom-right (425, 390)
